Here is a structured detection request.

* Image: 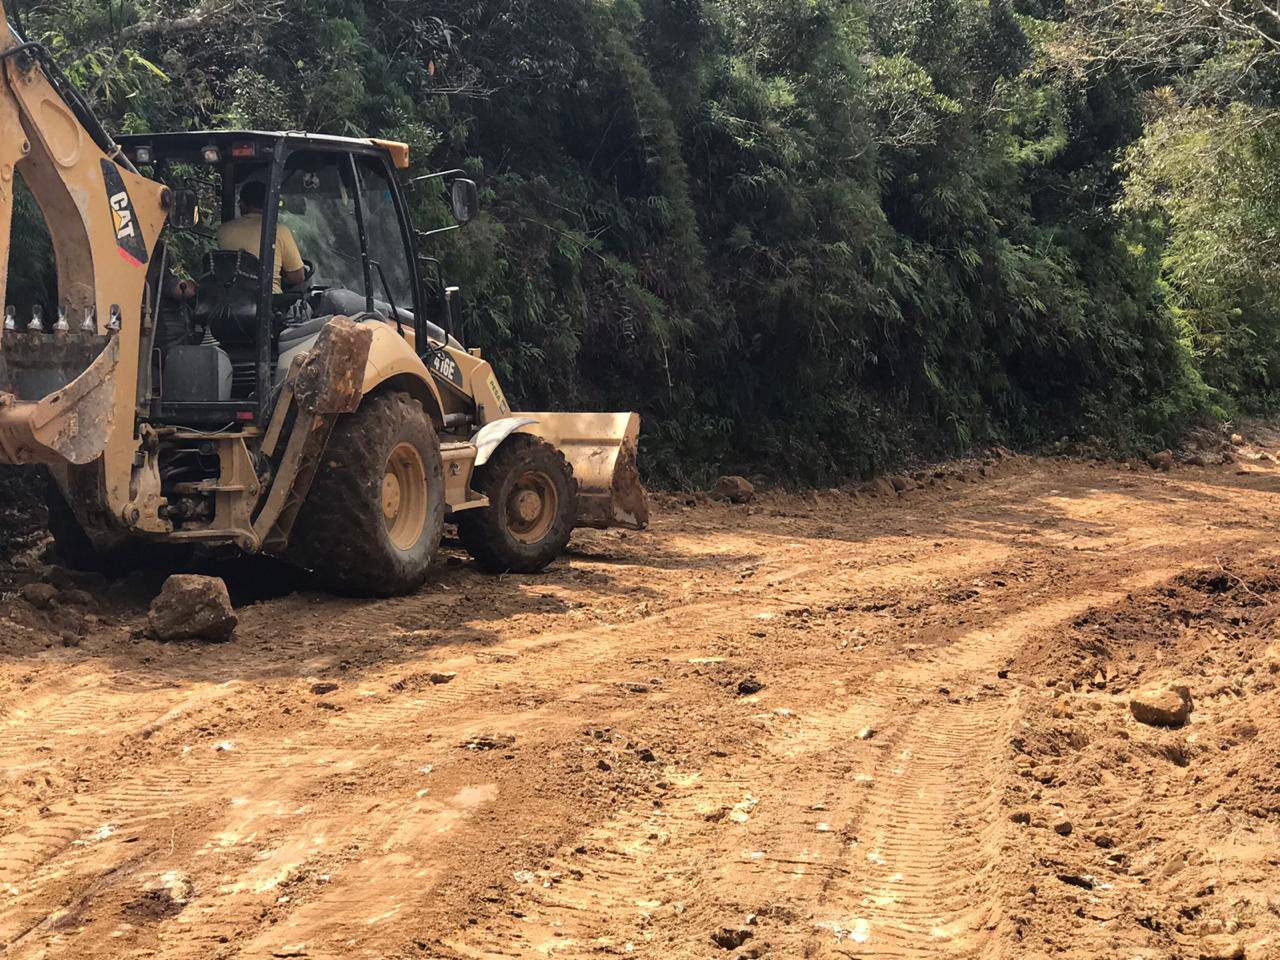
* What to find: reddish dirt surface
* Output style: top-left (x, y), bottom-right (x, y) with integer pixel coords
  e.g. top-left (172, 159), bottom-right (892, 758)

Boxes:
top-left (2, 453), bottom-right (1279, 959)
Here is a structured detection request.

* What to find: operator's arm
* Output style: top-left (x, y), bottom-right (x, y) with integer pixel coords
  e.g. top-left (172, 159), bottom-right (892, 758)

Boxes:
top-left (278, 225), bottom-right (305, 288)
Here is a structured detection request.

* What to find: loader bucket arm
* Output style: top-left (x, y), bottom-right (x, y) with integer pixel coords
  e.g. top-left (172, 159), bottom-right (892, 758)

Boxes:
top-left (517, 412), bottom-right (650, 530)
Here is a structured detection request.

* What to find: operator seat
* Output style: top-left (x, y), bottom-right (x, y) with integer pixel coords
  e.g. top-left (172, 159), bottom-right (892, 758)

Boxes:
top-left (191, 250), bottom-right (268, 399)
top-left (193, 250), bottom-right (261, 346)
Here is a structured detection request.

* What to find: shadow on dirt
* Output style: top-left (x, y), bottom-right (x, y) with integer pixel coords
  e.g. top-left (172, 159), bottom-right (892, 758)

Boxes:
top-left (0, 464), bottom-right (48, 566)
top-left (0, 521), bottom-right (682, 688)
top-left (779, 460), bottom-right (1280, 554)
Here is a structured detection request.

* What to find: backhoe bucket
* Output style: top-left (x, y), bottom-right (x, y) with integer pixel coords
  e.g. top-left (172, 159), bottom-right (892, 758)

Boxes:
top-left (0, 336), bottom-right (119, 466)
top-left (518, 412), bottom-right (650, 529)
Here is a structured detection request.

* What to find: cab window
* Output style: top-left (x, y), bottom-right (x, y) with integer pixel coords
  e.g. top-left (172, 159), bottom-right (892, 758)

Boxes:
top-left (277, 152), bottom-right (365, 297)
top-left (356, 156), bottom-right (415, 316)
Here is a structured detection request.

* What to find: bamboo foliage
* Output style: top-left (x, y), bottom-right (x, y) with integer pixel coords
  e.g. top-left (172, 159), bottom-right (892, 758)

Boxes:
top-left (8, 0), bottom-right (1253, 481)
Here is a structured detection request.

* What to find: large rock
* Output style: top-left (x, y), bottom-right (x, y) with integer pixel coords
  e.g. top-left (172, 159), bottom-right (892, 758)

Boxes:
top-left (19, 582), bottom-right (59, 610)
top-left (1130, 685), bottom-right (1192, 728)
top-left (863, 477), bottom-right (897, 497)
top-left (714, 475), bottom-right (755, 504)
top-left (148, 575), bottom-right (237, 643)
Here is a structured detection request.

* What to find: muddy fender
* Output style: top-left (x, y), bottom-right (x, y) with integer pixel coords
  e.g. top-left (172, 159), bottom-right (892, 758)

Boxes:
top-left (474, 417), bottom-right (539, 467)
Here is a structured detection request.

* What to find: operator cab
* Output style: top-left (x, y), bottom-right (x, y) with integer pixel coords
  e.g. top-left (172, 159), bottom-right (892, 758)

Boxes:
top-left (117, 131), bottom-right (473, 426)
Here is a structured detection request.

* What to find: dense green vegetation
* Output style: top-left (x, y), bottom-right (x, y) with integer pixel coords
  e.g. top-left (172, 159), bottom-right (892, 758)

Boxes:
top-left (7, 0), bottom-right (1280, 483)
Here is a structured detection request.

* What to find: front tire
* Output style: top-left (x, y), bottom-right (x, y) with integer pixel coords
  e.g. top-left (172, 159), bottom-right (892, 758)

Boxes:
top-left (459, 435), bottom-right (577, 574)
top-left (288, 391), bottom-right (445, 596)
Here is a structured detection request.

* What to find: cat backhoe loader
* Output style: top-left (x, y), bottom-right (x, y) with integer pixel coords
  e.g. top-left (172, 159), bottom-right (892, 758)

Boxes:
top-left (0, 3), bottom-right (648, 595)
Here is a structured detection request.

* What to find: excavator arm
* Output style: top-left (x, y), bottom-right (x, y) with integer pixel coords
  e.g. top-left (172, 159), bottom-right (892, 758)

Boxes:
top-left (0, 0), bottom-right (170, 532)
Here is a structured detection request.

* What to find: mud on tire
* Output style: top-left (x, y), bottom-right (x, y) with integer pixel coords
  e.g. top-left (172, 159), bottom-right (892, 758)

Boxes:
top-left (458, 434), bottom-right (577, 574)
top-left (288, 390), bottom-right (445, 596)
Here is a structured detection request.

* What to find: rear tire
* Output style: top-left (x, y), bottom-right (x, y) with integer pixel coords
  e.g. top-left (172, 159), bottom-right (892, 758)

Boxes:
top-left (288, 391), bottom-right (445, 596)
top-left (458, 435), bottom-right (577, 574)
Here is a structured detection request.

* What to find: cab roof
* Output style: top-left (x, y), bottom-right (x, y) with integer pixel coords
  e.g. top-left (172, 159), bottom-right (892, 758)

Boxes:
top-left (115, 130), bottom-right (411, 169)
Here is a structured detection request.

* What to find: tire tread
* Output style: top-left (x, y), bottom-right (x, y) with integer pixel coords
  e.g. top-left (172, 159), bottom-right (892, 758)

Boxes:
top-left (458, 435), bottom-right (577, 574)
top-left (288, 391), bottom-right (444, 596)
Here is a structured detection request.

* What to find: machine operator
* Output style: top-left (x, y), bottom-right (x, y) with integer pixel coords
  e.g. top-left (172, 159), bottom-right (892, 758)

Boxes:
top-left (216, 180), bottom-right (305, 293)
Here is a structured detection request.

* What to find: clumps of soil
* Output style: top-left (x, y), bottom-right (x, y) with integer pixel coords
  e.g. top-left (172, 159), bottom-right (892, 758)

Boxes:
top-left (461, 733), bottom-right (516, 752)
top-left (0, 572), bottom-right (115, 657)
top-left (0, 465), bottom-right (48, 566)
top-left (121, 888), bottom-right (186, 922)
top-left (390, 670), bottom-right (457, 692)
top-left (119, 871), bottom-right (195, 924)
top-left (856, 449), bottom-right (1012, 498)
top-left (714, 475), bottom-right (755, 504)
top-left (1004, 559), bottom-right (1280, 958)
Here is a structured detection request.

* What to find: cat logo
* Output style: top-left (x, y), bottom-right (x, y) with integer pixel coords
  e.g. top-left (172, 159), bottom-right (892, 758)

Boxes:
top-left (110, 192), bottom-right (136, 240)
top-left (100, 159), bottom-right (149, 267)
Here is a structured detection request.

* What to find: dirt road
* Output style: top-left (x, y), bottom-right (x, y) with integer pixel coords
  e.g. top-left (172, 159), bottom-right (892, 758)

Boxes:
top-left (2, 455), bottom-right (1279, 959)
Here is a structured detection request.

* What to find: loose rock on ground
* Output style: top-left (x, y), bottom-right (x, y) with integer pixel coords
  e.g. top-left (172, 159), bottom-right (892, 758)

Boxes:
top-left (714, 475), bottom-right (755, 504)
top-left (147, 574), bottom-right (238, 642)
top-left (19, 582), bottom-right (58, 609)
top-left (1130, 685), bottom-right (1193, 728)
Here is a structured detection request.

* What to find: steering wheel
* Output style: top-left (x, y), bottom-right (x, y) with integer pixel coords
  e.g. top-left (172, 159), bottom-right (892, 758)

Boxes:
top-left (302, 258), bottom-right (316, 283)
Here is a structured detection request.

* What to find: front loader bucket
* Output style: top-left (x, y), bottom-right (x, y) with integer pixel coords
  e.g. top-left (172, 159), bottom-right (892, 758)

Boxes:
top-left (518, 412), bottom-right (650, 529)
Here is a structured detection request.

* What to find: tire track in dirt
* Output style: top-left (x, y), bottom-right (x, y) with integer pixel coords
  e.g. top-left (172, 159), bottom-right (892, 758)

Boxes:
top-left (0, 576), bottom-right (849, 956)
top-left (810, 700), bottom-right (1012, 958)
top-left (798, 564), bottom-right (1224, 960)
top-left (411, 543), bottom-right (1078, 955)
top-left (13, 553), bottom-right (1000, 958)
top-left (2, 461), bottom-right (1278, 959)
top-left (432, 530), bottom-right (1230, 959)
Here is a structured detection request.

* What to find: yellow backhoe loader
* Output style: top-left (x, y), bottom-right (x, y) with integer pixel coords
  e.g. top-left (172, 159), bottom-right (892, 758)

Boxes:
top-left (0, 2), bottom-right (648, 595)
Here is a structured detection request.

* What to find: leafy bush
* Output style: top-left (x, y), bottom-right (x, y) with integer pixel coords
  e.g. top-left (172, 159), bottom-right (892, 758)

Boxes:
top-left (7, 0), bottom-right (1221, 484)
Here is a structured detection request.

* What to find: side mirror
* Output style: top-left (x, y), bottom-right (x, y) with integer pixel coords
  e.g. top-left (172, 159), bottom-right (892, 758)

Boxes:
top-left (168, 189), bottom-right (200, 229)
top-left (450, 179), bottom-right (479, 225)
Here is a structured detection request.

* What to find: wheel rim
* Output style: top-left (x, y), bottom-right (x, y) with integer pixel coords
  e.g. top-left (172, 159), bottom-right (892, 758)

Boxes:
top-left (382, 442), bottom-right (428, 551)
top-left (505, 470), bottom-right (558, 545)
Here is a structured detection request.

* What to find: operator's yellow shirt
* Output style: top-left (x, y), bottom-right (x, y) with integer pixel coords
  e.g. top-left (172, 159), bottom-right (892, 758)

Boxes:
top-left (216, 213), bottom-right (303, 294)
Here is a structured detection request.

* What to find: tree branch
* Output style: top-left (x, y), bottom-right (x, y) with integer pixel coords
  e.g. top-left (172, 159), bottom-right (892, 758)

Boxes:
top-left (117, 0), bottom-right (281, 41)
